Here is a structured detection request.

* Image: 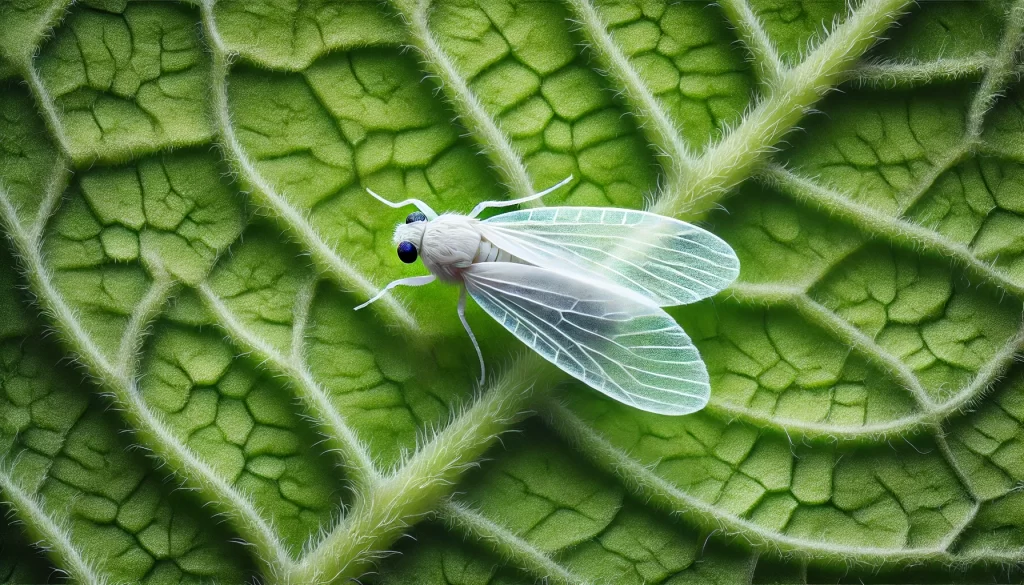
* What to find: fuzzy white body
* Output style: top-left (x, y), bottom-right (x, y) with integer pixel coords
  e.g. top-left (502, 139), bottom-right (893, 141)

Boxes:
top-left (393, 215), bottom-right (519, 282)
top-left (360, 175), bottom-right (738, 415)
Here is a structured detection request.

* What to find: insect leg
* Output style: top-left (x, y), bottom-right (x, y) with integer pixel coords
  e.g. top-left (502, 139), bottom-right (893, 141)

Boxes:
top-left (354, 275), bottom-right (437, 311)
top-left (458, 287), bottom-right (485, 386)
top-left (365, 187), bottom-right (439, 220)
top-left (467, 174), bottom-right (574, 219)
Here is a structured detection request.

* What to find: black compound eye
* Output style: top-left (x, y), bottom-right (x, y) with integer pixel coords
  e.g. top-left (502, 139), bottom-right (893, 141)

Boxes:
top-left (397, 241), bottom-right (418, 264)
top-left (406, 211), bottom-right (428, 224)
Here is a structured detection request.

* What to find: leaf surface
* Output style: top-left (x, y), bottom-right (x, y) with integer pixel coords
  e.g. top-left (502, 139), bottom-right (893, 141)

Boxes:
top-left (1, 0), bottom-right (1024, 583)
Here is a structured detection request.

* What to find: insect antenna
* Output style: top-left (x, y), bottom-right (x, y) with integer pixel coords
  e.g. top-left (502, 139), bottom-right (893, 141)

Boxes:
top-left (364, 187), bottom-right (439, 219)
top-left (466, 174), bottom-right (574, 218)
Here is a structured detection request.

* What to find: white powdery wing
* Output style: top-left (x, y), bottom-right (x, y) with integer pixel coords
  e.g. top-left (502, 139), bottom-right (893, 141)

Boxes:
top-left (463, 263), bottom-right (710, 415)
top-left (478, 207), bottom-right (740, 307)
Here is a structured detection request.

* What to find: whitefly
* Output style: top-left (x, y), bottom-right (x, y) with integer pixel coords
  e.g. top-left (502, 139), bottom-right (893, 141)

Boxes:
top-left (356, 176), bottom-right (740, 416)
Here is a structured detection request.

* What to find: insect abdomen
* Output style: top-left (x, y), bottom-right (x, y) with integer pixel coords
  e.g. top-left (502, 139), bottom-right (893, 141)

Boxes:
top-left (473, 239), bottom-right (520, 264)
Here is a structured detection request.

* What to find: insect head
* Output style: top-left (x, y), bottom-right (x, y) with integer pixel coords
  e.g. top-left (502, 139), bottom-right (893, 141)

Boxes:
top-left (397, 211), bottom-right (428, 263)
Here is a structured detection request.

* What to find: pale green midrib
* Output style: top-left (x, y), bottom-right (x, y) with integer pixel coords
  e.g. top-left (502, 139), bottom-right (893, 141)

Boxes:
top-left (290, 277), bottom-right (317, 364)
top-left (934, 433), bottom-right (987, 502)
top-left (0, 465), bottom-right (107, 585)
top-left (0, 181), bottom-right (294, 576)
top-left (565, 0), bottom-right (695, 190)
top-left (115, 272), bottom-right (177, 378)
top-left (196, 283), bottom-right (381, 491)
top-left (0, 0), bottom-right (73, 148)
top-left (12, 58), bottom-right (75, 163)
top-left (761, 166), bottom-right (1024, 298)
top-left (541, 399), bottom-right (1015, 565)
top-left (439, 500), bottom-right (593, 585)
top-left (717, 0), bottom-right (785, 85)
top-left (842, 55), bottom-right (992, 88)
top-left (30, 158), bottom-right (71, 243)
top-left (198, 0), bottom-right (420, 335)
top-left (967, 5), bottom-right (1024, 140)
top-left (286, 357), bottom-right (553, 584)
top-left (651, 0), bottom-right (912, 220)
top-left (388, 0), bottom-right (538, 203)
top-left (703, 401), bottom-right (929, 441)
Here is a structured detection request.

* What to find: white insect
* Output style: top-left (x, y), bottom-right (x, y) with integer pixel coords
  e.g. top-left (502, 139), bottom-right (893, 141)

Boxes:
top-left (355, 176), bottom-right (740, 415)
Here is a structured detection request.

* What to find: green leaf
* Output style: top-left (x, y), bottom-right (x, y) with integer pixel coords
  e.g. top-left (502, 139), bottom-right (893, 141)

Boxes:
top-left (212, 0), bottom-right (405, 70)
top-left (3, 0), bottom-right (1024, 583)
top-left (0, 240), bottom-right (251, 584)
top-left (36, 3), bottom-right (214, 164)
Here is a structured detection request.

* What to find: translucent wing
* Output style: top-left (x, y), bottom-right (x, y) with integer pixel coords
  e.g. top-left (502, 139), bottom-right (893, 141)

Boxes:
top-left (463, 262), bottom-right (709, 415)
top-left (477, 207), bottom-right (739, 307)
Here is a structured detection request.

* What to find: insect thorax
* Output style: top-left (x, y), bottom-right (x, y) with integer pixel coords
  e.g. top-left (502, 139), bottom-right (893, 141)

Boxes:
top-left (394, 215), bottom-right (523, 281)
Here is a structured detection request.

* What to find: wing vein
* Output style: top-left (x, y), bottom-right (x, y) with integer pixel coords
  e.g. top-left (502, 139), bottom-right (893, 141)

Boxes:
top-left (479, 208), bottom-right (739, 307)
top-left (465, 263), bottom-right (710, 415)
